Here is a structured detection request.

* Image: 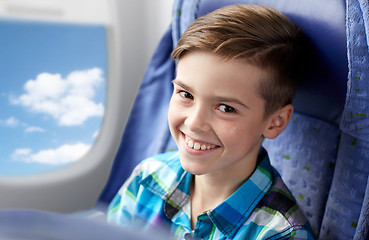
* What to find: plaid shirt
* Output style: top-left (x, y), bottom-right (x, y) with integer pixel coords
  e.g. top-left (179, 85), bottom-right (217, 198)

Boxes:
top-left (107, 148), bottom-right (315, 240)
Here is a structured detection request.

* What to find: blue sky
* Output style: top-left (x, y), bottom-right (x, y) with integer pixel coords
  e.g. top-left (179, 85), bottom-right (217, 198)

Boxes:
top-left (0, 19), bottom-right (106, 176)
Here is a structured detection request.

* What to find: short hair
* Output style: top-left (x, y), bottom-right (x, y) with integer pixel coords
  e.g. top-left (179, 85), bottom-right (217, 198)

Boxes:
top-left (171, 4), bottom-right (309, 117)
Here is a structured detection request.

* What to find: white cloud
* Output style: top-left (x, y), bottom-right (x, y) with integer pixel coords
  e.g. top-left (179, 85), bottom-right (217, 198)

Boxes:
top-left (0, 118), bottom-right (46, 134)
top-left (0, 117), bottom-right (20, 127)
top-left (11, 148), bottom-right (32, 161)
top-left (11, 143), bottom-right (91, 165)
top-left (11, 68), bottom-right (104, 126)
top-left (93, 130), bottom-right (99, 139)
top-left (25, 126), bottom-right (45, 133)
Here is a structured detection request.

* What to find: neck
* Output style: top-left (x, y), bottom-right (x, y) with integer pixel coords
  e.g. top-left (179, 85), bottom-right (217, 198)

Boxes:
top-left (190, 167), bottom-right (255, 229)
top-left (192, 170), bottom-right (248, 208)
top-left (193, 148), bottom-right (260, 203)
top-left (189, 144), bottom-right (262, 229)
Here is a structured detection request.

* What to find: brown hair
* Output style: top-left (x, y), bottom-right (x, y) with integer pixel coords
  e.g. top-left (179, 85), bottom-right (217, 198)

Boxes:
top-left (171, 4), bottom-right (309, 117)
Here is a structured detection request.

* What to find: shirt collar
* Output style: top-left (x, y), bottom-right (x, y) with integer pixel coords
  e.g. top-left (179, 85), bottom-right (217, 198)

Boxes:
top-left (140, 148), bottom-right (274, 238)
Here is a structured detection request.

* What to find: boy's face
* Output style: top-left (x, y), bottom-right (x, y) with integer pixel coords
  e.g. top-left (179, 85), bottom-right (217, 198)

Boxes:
top-left (168, 51), bottom-right (273, 177)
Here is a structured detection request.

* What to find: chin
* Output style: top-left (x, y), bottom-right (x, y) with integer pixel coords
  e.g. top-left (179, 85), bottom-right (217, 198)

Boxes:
top-left (179, 157), bottom-right (208, 176)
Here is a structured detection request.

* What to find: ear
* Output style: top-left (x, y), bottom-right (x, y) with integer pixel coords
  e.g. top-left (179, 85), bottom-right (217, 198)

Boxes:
top-left (263, 104), bottom-right (294, 139)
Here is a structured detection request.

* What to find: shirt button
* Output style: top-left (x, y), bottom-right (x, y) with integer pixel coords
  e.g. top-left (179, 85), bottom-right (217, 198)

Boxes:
top-left (184, 233), bottom-right (192, 240)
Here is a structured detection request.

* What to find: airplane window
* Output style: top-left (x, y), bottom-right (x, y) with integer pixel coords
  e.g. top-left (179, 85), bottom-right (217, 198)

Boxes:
top-left (0, 19), bottom-right (106, 176)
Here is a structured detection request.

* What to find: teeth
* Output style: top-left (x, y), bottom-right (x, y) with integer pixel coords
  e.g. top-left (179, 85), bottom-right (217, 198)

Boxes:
top-left (194, 142), bottom-right (200, 150)
top-left (185, 135), bottom-right (216, 151)
top-left (188, 140), bottom-right (194, 148)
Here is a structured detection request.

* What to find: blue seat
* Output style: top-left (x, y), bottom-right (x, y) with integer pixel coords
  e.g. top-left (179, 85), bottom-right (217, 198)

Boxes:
top-left (100, 0), bottom-right (369, 239)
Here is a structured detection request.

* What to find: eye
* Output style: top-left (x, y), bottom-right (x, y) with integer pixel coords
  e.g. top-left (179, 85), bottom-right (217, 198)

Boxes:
top-left (218, 104), bottom-right (237, 113)
top-left (178, 90), bottom-right (193, 100)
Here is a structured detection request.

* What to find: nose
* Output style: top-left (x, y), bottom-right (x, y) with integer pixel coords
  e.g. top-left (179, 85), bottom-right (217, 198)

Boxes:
top-left (184, 104), bottom-right (211, 133)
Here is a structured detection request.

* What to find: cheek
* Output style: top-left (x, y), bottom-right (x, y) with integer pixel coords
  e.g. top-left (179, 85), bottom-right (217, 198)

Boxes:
top-left (168, 99), bottom-right (183, 131)
top-left (218, 120), bottom-right (261, 148)
top-left (168, 101), bottom-right (176, 128)
top-left (216, 122), bottom-right (241, 144)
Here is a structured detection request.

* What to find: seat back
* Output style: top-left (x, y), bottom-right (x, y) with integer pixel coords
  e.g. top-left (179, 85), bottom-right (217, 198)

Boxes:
top-left (101, 0), bottom-right (369, 239)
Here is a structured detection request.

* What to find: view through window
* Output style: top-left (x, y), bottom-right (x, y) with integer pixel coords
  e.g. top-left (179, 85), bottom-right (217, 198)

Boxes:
top-left (0, 19), bottom-right (106, 176)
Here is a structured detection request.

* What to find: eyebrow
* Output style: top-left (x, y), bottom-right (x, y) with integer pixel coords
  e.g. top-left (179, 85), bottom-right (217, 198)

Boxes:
top-left (172, 79), bottom-right (194, 93)
top-left (172, 79), bottom-right (249, 109)
top-left (214, 96), bottom-right (249, 109)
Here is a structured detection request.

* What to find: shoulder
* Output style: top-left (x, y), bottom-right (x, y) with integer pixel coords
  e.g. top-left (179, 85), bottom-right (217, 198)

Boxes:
top-left (108, 151), bottom-right (183, 220)
top-left (120, 151), bottom-right (186, 198)
top-left (248, 174), bottom-right (315, 239)
top-left (137, 151), bottom-right (182, 179)
top-left (114, 151), bottom-right (181, 193)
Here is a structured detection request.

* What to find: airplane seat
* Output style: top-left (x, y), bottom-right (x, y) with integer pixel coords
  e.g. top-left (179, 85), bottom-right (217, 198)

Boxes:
top-left (100, 0), bottom-right (369, 239)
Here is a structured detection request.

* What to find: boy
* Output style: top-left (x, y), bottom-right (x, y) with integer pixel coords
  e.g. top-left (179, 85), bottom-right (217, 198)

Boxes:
top-left (108, 4), bottom-right (315, 240)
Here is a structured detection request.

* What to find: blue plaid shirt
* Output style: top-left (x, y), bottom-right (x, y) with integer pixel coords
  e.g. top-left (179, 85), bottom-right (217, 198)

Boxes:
top-left (108, 148), bottom-right (315, 239)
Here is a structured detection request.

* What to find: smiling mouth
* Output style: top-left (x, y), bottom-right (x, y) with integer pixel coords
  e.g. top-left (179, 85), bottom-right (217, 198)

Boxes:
top-left (183, 134), bottom-right (219, 151)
